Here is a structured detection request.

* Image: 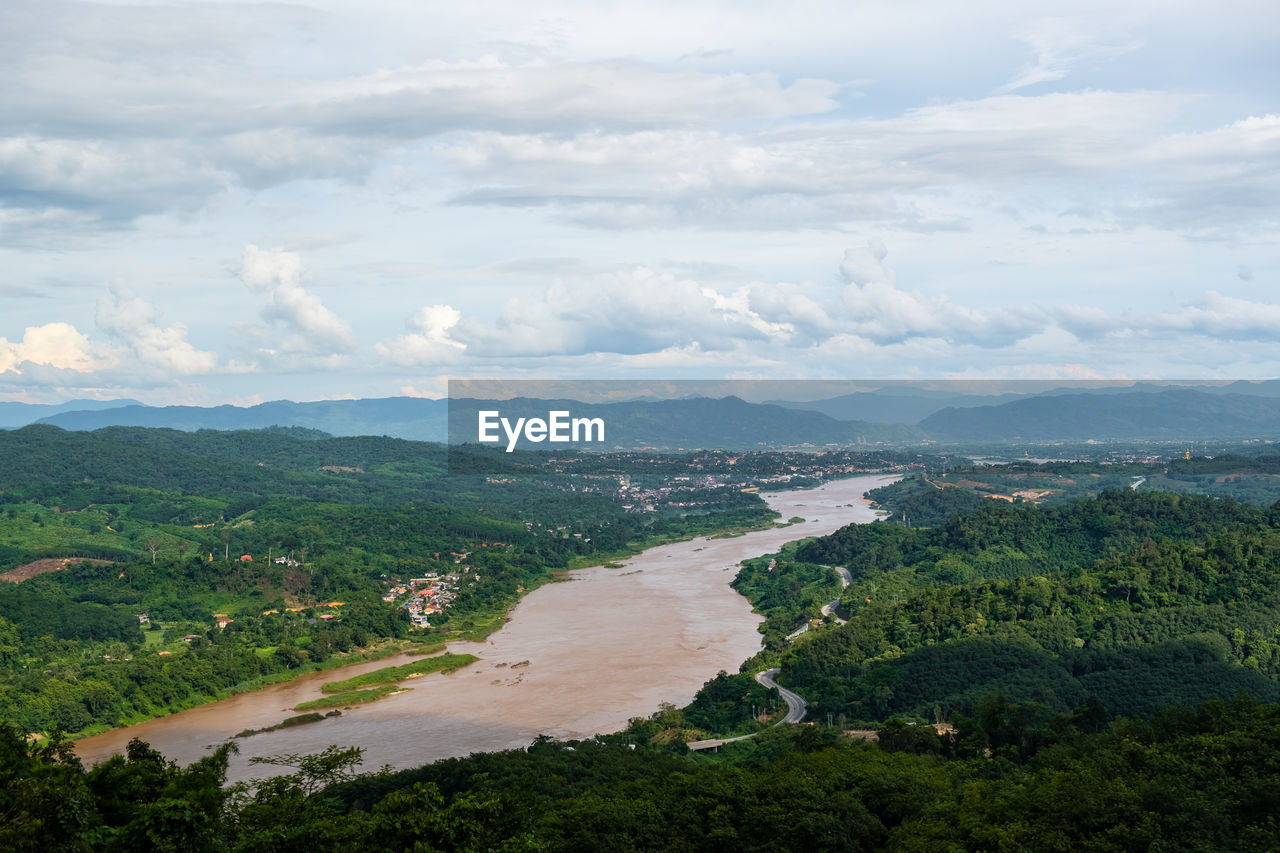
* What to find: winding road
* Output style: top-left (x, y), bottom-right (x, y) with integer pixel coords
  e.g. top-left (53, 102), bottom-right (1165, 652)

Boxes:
top-left (686, 668), bottom-right (807, 751)
top-left (755, 668), bottom-right (806, 723)
top-left (819, 566), bottom-right (853, 625)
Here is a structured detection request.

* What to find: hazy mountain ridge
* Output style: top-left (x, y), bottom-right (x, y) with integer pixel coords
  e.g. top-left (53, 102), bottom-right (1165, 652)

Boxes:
top-left (0, 398), bottom-right (142, 429)
top-left (920, 389), bottom-right (1280, 440)
top-left (34, 397), bottom-right (449, 441)
top-left (8, 382), bottom-right (1280, 445)
top-left (449, 395), bottom-right (922, 449)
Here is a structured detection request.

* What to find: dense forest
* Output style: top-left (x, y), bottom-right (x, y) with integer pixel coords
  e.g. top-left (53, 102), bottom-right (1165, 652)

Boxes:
top-left (5, 694), bottom-right (1280, 850)
top-left (711, 490), bottom-right (1280, 729)
top-left (9, 427), bottom-right (1280, 849)
top-left (0, 425), bottom-right (837, 736)
top-left (868, 453), bottom-right (1280, 527)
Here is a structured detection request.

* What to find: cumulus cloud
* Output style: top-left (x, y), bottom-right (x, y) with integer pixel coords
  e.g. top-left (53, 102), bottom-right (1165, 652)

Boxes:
top-left (0, 321), bottom-right (107, 373)
top-left (1154, 291), bottom-right (1280, 341)
top-left (95, 287), bottom-right (219, 374)
top-left (376, 305), bottom-right (466, 366)
top-left (839, 239), bottom-right (1046, 346)
top-left (240, 245), bottom-right (356, 357)
top-left (449, 268), bottom-right (808, 358)
top-left (1052, 304), bottom-right (1119, 340)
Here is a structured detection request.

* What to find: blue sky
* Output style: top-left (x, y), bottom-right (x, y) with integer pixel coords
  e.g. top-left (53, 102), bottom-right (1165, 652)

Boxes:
top-left (1, 0), bottom-right (1277, 404)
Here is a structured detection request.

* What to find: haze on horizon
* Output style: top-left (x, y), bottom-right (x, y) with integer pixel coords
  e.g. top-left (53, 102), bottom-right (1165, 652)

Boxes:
top-left (1, 0), bottom-right (1277, 406)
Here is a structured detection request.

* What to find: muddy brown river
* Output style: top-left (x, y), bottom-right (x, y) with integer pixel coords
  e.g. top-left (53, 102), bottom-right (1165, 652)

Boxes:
top-left (75, 475), bottom-right (893, 782)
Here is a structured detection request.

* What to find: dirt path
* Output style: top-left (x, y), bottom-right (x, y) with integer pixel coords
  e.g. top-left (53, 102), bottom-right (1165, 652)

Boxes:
top-left (0, 557), bottom-right (113, 583)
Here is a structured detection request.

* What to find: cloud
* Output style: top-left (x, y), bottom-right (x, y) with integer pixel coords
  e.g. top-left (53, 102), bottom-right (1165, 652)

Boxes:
top-left (1154, 291), bottom-right (1280, 341)
top-left (240, 245), bottom-right (356, 357)
top-left (440, 90), bottom-right (1219, 233)
top-left (376, 305), bottom-right (466, 366)
top-left (839, 239), bottom-right (1046, 346)
top-left (95, 287), bottom-right (219, 374)
top-left (1052, 304), bottom-right (1119, 340)
top-left (0, 321), bottom-right (107, 373)
top-left (0, 136), bottom-right (228, 225)
top-left (306, 59), bottom-right (840, 136)
top-left (0, 0), bottom-right (844, 232)
top-left (450, 267), bottom-right (807, 358)
top-left (996, 18), bottom-right (1144, 94)
top-left (1, 0), bottom-right (1272, 246)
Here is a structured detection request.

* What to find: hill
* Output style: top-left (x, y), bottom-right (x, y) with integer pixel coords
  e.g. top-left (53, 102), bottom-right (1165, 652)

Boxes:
top-left (35, 397), bottom-right (449, 441)
top-left (449, 395), bottom-right (922, 450)
top-left (919, 389), bottom-right (1280, 440)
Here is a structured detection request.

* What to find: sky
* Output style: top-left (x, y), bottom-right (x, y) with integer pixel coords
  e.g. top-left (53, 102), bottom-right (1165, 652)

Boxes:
top-left (1, 0), bottom-right (1277, 405)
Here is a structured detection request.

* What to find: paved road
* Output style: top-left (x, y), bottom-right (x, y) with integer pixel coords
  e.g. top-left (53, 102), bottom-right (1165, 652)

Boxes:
top-left (756, 668), bottom-right (806, 723)
top-left (687, 668), bottom-right (807, 750)
top-left (819, 566), bottom-right (852, 625)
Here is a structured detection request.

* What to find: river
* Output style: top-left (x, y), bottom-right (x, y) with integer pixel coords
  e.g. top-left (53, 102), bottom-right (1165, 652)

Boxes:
top-left (75, 474), bottom-right (893, 782)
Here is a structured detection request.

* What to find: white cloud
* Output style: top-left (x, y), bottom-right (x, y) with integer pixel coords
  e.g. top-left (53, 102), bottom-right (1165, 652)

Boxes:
top-left (240, 245), bottom-right (356, 357)
top-left (95, 287), bottom-right (219, 375)
top-left (1052, 304), bottom-right (1119, 340)
top-left (839, 239), bottom-right (1046, 346)
top-left (0, 321), bottom-right (108, 373)
top-left (376, 304), bottom-right (466, 366)
top-left (308, 58), bottom-right (841, 135)
top-left (451, 267), bottom-right (811, 358)
top-left (0, 136), bottom-right (228, 223)
top-left (1154, 291), bottom-right (1280, 341)
top-left (440, 90), bottom-right (1215, 233)
top-left (996, 18), bottom-right (1143, 94)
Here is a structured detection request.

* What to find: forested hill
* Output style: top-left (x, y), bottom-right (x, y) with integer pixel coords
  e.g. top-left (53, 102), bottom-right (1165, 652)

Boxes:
top-left (919, 388), bottom-right (1280, 440)
top-left (0, 425), bottom-right (781, 737)
top-left (775, 490), bottom-right (1280, 723)
top-left (35, 397), bottom-right (449, 441)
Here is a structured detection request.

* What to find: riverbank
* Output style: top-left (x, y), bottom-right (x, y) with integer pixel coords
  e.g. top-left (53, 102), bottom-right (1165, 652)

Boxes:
top-left (58, 638), bottom-right (444, 743)
top-left (75, 475), bottom-right (896, 782)
top-left (60, 497), bottom-right (777, 741)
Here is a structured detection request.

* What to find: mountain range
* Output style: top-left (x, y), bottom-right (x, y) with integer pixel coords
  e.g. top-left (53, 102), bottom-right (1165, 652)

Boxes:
top-left (4, 381), bottom-right (1280, 446)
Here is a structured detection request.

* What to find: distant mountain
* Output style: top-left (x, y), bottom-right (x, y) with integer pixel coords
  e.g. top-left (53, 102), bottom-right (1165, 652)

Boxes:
top-left (32, 395), bottom-right (921, 448)
top-left (1215, 380), bottom-right (1280, 398)
top-left (449, 395), bottom-right (923, 449)
top-left (31, 384), bottom-right (1280, 446)
top-left (768, 388), bottom-right (1042, 425)
top-left (36, 397), bottom-right (449, 441)
top-left (919, 389), bottom-right (1280, 441)
top-left (0, 398), bottom-right (142, 429)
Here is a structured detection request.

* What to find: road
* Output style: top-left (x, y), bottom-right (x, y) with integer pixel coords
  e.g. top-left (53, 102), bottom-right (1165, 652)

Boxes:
top-left (686, 668), bottom-right (807, 750)
top-left (819, 566), bottom-right (853, 625)
top-left (791, 565), bottom-right (854, 636)
top-left (756, 668), bottom-right (806, 723)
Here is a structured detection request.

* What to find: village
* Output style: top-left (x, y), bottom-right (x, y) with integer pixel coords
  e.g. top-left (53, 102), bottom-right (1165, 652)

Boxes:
top-left (525, 449), bottom-right (928, 515)
top-left (382, 570), bottom-right (460, 628)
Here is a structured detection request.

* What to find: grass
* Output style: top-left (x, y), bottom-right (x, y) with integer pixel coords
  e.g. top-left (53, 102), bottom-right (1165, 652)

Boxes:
top-left (0, 501), bottom-right (198, 558)
top-left (234, 710), bottom-right (339, 738)
top-left (295, 685), bottom-right (405, 710)
top-left (320, 653), bottom-right (477, 692)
